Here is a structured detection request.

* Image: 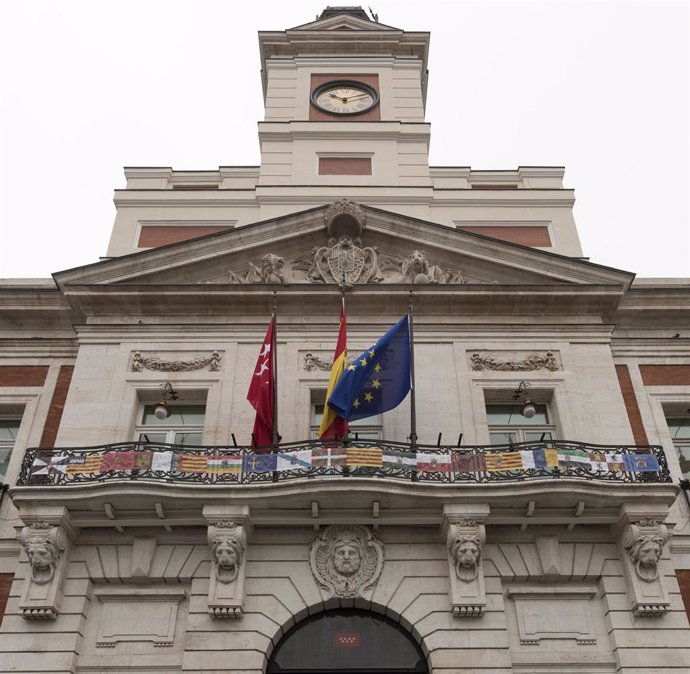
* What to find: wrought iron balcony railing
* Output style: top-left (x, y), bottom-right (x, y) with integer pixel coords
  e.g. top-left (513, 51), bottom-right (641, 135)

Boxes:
top-left (17, 439), bottom-right (671, 487)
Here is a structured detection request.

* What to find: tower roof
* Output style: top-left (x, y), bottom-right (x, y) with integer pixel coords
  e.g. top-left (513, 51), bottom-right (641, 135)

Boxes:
top-left (317, 6), bottom-right (372, 22)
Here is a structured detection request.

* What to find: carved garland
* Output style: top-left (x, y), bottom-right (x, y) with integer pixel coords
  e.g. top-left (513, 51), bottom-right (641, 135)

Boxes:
top-left (303, 353), bottom-right (333, 372)
top-left (132, 351), bottom-right (221, 373)
top-left (470, 351), bottom-right (559, 372)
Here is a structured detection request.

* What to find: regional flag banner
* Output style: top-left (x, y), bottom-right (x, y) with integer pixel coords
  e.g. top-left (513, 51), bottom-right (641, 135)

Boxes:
top-left (66, 454), bottom-right (102, 474)
top-left (327, 316), bottom-right (411, 422)
top-left (243, 453), bottom-right (277, 473)
top-left (453, 452), bottom-right (486, 473)
top-left (31, 454), bottom-right (70, 476)
top-left (207, 454), bottom-right (242, 474)
top-left (175, 453), bottom-right (208, 473)
top-left (383, 450), bottom-right (416, 470)
top-left (622, 453), bottom-right (660, 472)
top-left (346, 446), bottom-right (383, 468)
top-left (277, 450), bottom-right (313, 472)
top-left (247, 316), bottom-right (276, 448)
top-left (416, 452), bottom-right (452, 473)
top-left (319, 302), bottom-right (349, 440)
top-left (313, 446), bottom-right (347, 468)
top-left (150, 451), bottom-right (174, 472)
top-left (485, 451), bottom-right (523, 472)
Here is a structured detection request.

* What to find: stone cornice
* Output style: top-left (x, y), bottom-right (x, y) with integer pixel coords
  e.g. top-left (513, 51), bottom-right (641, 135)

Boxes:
top-left (10, 480), bottom-right (677, 531)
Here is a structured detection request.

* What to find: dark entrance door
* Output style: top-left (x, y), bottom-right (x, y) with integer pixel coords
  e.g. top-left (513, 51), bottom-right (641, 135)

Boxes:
top-left (266, 609), bottom-right (428, 674)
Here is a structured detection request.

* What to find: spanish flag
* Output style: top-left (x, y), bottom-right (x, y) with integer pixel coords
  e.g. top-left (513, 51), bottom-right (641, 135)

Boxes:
top-left (319, 302), bottom-right (349, 439)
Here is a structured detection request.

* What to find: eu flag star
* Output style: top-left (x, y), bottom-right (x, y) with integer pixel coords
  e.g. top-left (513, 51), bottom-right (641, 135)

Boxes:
top-left (374, 363), bottom-right (382, 373)
top-left (369, 349), bottom-right (375, 357)
top-left (348, 363), bottom-right (356, 371)
top-left (364, 392), bottom-right (373, 403)
top-left (353, 398), bottom-right (360, 409)
top-left (360, 358), bottom-right (368, 366)
top-left (371, 378), bottom-right (381, 389)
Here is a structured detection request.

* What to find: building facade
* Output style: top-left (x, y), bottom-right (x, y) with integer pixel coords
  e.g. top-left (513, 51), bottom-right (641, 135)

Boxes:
top-left (1, 7), bottom-right (689, 673)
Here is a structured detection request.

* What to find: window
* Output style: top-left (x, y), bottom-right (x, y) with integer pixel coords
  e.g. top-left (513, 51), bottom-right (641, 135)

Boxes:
top-left (136, 404), bottom-right (205, 447)
top-left (487, 404), bottom-right (554, 445)
top-left (312, 403), bottom-right (382, 441)
top-left (667, 417), bottom-right (690, 478)
top-left (0, 418), bottom-right (21, 483)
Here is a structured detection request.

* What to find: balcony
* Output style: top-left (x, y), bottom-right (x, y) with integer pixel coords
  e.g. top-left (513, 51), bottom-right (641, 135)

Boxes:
top-left (18, 439), bottom-right (671, 487)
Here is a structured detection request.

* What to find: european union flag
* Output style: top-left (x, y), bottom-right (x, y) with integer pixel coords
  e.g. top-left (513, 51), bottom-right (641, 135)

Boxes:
top-left (327, 316), bottom-right (411, 422)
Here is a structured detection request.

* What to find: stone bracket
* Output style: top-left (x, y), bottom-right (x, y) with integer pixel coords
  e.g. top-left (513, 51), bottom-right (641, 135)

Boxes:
top-left (203, 505), bottom-right (251, 619)
top-left (442, 504), bottom-right (489, 618)
top-left (17, 516), bottom-right (74, 621)
top-left (615, 506), bottom-right (671, 618)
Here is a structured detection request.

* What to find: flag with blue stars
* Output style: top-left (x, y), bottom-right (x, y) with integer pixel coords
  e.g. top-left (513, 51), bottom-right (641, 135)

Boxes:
top-left (327, 316), bottom-right (411, 422)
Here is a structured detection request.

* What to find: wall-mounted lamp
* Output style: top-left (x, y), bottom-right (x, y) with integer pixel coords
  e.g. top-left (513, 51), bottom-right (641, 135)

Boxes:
top-left (154, 382), bottom-right (179, 420)
top-left (512, 381), bottom-right (537, 419)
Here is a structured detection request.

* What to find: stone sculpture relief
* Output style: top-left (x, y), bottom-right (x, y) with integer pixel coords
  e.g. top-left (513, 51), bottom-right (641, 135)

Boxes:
top-left (445, 518), bottom-right (487, 617)
top-left (449, 526), bottom-right (483, 582)
top-left (303, 236), bottom-right (384, 285)
top-left (206, 520), bottom-right (248, 618)
top-left (398, 249), bottom-right (468, 284)
top-left (131, 351), bottom-right (221, 373)
top-left (210, 522), bottom-right (246, 584)
top-left (310, 525), bottom-right (384, 598)
top-left (470, 351), bottom-right (560, 372)
top-left (18, 521), bottom-right (72, 620)
top-left (303, 353), bottom-right (333, 371)
top-left (624, 519), bottom-right (668, 583)
top-left (618, 517), bottom-right (670, 616)
top-left (19, 522), bottom-right (65, 585)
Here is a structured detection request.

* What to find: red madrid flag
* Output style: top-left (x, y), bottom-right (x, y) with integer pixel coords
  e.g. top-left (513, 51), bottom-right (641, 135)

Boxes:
top-left (247, 316), bottom-right (275, 448)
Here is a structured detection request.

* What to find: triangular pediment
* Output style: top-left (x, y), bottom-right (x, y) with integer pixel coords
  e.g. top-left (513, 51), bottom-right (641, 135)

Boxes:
top-left (290, 14), bottom-right (399, 32)
top-left (53, 202), bottom-right (634, 293)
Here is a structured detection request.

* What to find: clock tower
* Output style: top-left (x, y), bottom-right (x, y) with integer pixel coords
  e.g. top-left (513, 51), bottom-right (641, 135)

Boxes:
top-left (257, 7), bottom-right (431, 191)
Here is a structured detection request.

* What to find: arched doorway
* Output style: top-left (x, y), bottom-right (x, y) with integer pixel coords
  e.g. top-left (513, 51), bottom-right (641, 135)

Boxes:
top-left (267, 609), bottom-right (428, 673)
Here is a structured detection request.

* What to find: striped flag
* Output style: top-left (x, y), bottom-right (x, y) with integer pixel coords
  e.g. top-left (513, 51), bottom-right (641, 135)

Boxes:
top-left (175, 453), bottom-right (208, 473)
top-left (346, 447), bottom-right (383, 468)
top-left (382, 450), bottom-right (416, 470)
top-left (207, 454), bottom-right (242, 474)
top-left (319, 301), bottom-right (349, 440)
top-left (557, 448), bottom-right (590, 466)
top-left (417, 452), bottom-right (452, 473)
top-left (66, 454), bottom-right (102, 474)
top-left (485, 451), bottom-right (523, 472)
top-left (313, 446), bottom-right (347, 468)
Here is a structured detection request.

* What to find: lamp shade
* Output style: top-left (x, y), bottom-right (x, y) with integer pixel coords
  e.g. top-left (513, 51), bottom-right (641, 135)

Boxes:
top-left (154, 400), bottom-right (170, 420)
top-left (521, 398), bottom-right (537, 419)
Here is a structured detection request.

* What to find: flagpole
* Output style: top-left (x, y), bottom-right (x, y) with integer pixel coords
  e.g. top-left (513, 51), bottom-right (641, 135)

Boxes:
top-left (272, 290), bottom-right (279, 449)
top-left (341, 272), bottom-right (348, 445)
top-left (408, 292), bottom-right (418, 451)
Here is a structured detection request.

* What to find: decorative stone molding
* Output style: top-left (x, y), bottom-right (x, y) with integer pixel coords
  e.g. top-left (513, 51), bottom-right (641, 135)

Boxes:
top-left (226, 253), bottom-right (286, 284)
top-left (310, 525), bottom-right (384, 598)
top-left (18, 521), bottom-right (73, 620)
top-left (324, 199), bottom-right (366, 237)
top-left (303, 352), bottom-right (333, 371)
top-left (203, 505), bottom-right (251, 619)
top-left (131, 351), bottom-right (221, 372)
top-left (617, 514), bottom-right (671, 617)
top-left (303, 236), bottom-right (384, 285)
top-left (470, 351), bottom-right (560, 372)
top-left (442, 504), bottom-right (489, 617)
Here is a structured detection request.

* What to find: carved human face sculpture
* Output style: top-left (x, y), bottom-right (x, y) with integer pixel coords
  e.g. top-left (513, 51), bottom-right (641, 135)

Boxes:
top-left (333, 542), bottom-right (361, 577)
top-left (409, 250), bottom-right (429, 274)
top-left (26, 540), bottom-right (57, 583)
top-left (455, 540), bottom-right (480, 568)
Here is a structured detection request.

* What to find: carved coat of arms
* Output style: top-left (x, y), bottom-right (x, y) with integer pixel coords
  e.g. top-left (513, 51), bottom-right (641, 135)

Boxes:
top-left (310, 236), bottom-right (383, 285)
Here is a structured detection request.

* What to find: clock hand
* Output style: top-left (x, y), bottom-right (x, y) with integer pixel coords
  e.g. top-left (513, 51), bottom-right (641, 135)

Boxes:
top-left (345, 93), bottom-right (371, 101)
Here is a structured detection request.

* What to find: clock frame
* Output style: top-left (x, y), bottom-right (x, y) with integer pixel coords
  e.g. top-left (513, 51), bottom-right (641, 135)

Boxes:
top-left (310, 79), bottom-right (380, 117)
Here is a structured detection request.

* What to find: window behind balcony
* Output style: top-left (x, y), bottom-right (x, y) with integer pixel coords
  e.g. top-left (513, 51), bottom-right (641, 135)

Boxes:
top-left (136, 404), bottom-right (205, 446)
top-left (0, 418), bottom-right (20, 482)
top-left (487, 404), bottom-right (554, 445)
top-left (667, 417), bottom-right (690, 478)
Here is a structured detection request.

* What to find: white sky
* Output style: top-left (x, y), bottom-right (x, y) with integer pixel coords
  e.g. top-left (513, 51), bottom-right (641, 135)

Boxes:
top-left (1, 0), bottom-right (688, 278)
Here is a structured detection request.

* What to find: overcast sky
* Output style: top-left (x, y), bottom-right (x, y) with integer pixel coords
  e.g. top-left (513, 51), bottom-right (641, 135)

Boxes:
top-left (1, 0), bottom-right (688, 278)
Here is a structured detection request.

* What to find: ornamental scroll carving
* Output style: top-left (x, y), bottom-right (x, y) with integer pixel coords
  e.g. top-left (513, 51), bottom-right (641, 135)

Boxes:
top-left (618, 518), bottom-right (670, 617)
top-left (18, 521), bottom-right (72, 620)
top-left (470, 351), bottom-right (560, 372)
top-left (132, 351), bottom-right (221, 373)
top-left (310, 525), bottom-right (384, 598)
top-left (303, 353), bottom-right (333, 372)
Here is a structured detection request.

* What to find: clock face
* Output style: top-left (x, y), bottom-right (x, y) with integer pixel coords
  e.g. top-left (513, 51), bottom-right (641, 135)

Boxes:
top-left (311, 80), bottom-right (379, 116)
